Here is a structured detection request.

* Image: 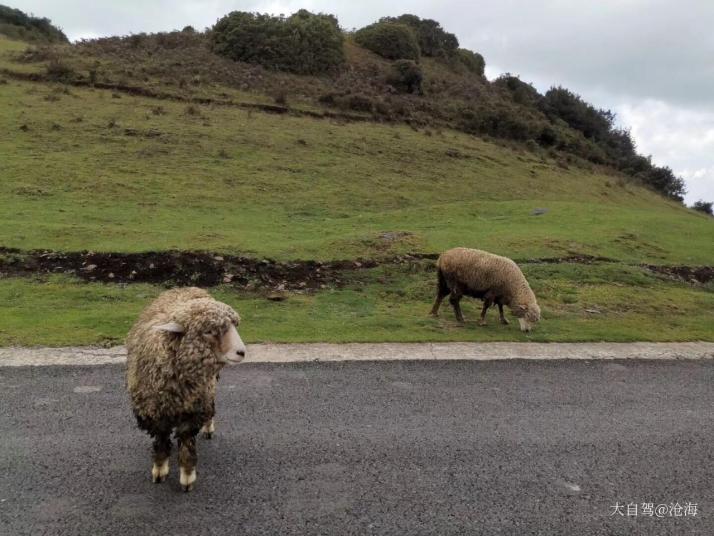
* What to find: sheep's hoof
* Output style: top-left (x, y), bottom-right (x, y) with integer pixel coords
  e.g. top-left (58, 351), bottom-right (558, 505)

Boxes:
top-left (500, 318), bottom-right (510, 325)
top-left (151, 460), bottom-right (169, 483)
top-left (202, 431), bottom-right (213, 440)
top-left (180, 468), bottom-right (196, 492)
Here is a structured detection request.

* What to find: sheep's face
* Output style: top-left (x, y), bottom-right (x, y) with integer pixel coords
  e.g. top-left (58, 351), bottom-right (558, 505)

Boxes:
top-left (514, 303), bottom-right (541, 332)
top-left (154, 299), bottom-right (246, 363)
top-left (207, 321), bottom-right (246, 364)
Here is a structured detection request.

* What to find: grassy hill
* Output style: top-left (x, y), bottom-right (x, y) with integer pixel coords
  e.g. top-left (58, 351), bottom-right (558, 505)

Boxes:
top-left (0, 34), bottom-right (712, 346)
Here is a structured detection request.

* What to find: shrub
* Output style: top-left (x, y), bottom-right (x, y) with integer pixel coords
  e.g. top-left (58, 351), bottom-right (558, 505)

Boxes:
top-left (0, 5), bottom-right (68, 43)
top-left (692, 200), bottom-right (713, 216)
top-left (538, 125), bottom-right (558, 147)
top-left (640, 165), bottom-right (686, 201)
top-left (459, 105), bottom-right (539, 141)
top-left (387, 59), bottom-right (423, 94)
top-left (45, 57), bottom-right (75, 81)
top-left (455, 48), bottom-right (485, 76)
top-left (346, 94), bottom-right (374, 113)
top-left (494, 74), bottom-right (542, 106)
top-left (542, 86), bottom-right (613, 142)
top-left (386, 14), bottom-right (458, 57)
top-left (354, 21), bottom-right (420, 61)
top-left (210, 10), bottom-right (344, 75)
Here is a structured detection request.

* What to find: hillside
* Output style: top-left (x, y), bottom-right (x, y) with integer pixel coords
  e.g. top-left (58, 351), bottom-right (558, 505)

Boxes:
top-left (0, 27), bottom-right (712, 346)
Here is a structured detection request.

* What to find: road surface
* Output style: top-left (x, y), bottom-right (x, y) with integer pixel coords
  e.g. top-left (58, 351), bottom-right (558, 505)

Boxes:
top-left (1, 359), bottom-right (712, 535)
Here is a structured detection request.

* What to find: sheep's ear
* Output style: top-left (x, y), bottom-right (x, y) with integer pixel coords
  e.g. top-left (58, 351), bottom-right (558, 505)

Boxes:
top-left (153, 322), bottom-right (185, 333)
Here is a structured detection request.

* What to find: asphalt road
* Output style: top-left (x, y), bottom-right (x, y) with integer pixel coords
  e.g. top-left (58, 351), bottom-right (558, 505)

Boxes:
top-left (1, 360), bottom-right (712, 535)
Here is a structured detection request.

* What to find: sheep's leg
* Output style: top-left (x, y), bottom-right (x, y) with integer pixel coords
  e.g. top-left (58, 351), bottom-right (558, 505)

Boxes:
top-left (449, 289), bottom-right (466, 323)
top-left (430, 269), bottom-right (450, 316)
top-left (201, 384), bottom-right (217, 439)
top-left (479, 298), bottom-right (493, 326)
top-left (177, 432), bottom-right (198, 492)
top-left (497, 302), bottom-right (509, 325)
top-left (200, 418), bottom-right (215, 439)
top-left (151, 432), bottom-right (171, 483)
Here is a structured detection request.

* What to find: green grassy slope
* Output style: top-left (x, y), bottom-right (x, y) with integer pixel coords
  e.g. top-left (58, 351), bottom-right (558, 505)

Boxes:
top-left (1, 75), bottom-right (710, 263)
top-left (0, 36), bottom-right (712, 346)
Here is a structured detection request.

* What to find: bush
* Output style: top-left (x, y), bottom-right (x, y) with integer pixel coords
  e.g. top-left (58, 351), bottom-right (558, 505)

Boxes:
top-left (542, 86), bottom-right (613, 142)
top-left (455, 48), bottom-right (485, 76)
top-left (0, 5), bottom-right (68, 43)
top-left (640, 165), bottom-right (686, 201)
top-left (387, 59), bottom-right (423, 94)
top-left (494, 74), bottom-right (542, 106)
top-left (386, 14), bottom-right (458, 57)
top-left (354, 21), bottom-right (420, 61)
top-left (692, 200), bottom-right (713, 216)
top-left (210, 10), bottom-right (344, 75)
top-left (45, 57), bottom-right (75, 81)
top-left (459, 105), bottom-right (539, 141)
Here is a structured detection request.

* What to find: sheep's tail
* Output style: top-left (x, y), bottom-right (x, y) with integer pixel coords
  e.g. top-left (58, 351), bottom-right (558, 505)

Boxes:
top-left (436, 266), bottom-right (449, 296)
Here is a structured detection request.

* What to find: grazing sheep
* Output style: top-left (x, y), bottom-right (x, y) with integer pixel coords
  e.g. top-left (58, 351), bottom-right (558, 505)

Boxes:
top-left (126, 287), bottom-right (246, 491)
top-left (430, 248), bottom-right (541, 332)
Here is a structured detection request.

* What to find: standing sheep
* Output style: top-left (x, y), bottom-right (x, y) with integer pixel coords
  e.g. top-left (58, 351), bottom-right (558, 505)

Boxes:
top-left (430, 248), bottom-right (541, 332)
top-left (126, 287), bottom-right (246, 491)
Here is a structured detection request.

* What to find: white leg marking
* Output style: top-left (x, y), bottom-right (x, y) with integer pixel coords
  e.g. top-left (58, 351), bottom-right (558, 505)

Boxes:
top-left (151, 459), bottom-right (169, 483)
top-left (201, 418), bottom-right (215, 438)
top-left (180, 467), bottom-right (197, 491)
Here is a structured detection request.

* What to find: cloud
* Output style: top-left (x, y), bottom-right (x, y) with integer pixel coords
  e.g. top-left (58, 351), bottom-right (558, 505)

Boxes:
top-left (616, 100), bottom-right (714, 203)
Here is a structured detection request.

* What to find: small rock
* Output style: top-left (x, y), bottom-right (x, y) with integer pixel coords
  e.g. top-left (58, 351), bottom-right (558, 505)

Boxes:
top-left (214, 256), bottom-right (224, 261)
top-left (531, 208), bottom-right (549, 216)
top-left (108, 272), bottom-right (115, 279)
top-left (266, 293), bottom-right (287, 302)
top-left (84, 264), bottom-right (97, 272)
top-left (223, 274), bottom-right (234, 283)
top-left (585, 308), bottom-right (601, 314)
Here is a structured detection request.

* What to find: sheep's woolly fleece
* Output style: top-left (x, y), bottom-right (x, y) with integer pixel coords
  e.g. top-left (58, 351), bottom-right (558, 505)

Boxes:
top-left (437, 247), bottom-right (540, 320)
top-left (126, 287), bottom-right (239, 423)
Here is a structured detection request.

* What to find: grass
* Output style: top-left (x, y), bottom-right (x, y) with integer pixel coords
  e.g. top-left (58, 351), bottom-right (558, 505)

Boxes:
top-left (1, 264), bottom-right (712, 346)
top-left (0, 76), bottom-right (711, 263)
top-left (0, 37), bottom-right (712, 346)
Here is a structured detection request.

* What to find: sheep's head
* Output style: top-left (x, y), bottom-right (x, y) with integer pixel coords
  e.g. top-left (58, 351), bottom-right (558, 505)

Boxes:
top-left (154, 298), bottom-right (246, 364)
top-left (513, 302), bottom-right (541, 332)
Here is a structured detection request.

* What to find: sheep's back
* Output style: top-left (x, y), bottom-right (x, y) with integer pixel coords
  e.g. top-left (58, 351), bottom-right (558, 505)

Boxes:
top-left (437, 248), bottom-right (526, 297)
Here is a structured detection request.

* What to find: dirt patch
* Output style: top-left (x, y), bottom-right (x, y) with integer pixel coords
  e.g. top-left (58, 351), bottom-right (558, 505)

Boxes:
top-left (526, 254), bottom-right (616, 264)
top-left (0, 248), bottom-right (379, 291)
top-left (644, 265), bottom-right (714, 284)
top-left (1, 248), bottom-right (711, 288)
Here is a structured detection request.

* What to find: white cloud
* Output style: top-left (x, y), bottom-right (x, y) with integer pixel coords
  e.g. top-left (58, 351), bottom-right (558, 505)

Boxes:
top-left (617, 100), bottom-right (714, 203)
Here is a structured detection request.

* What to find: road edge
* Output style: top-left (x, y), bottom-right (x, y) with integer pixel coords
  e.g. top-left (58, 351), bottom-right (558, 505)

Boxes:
top-left (0, 342), bottom-right (713, 366)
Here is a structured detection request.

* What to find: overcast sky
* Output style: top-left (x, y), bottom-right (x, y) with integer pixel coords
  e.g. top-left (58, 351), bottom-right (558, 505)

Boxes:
top-left (13, 0), bottom-right (714, 204)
